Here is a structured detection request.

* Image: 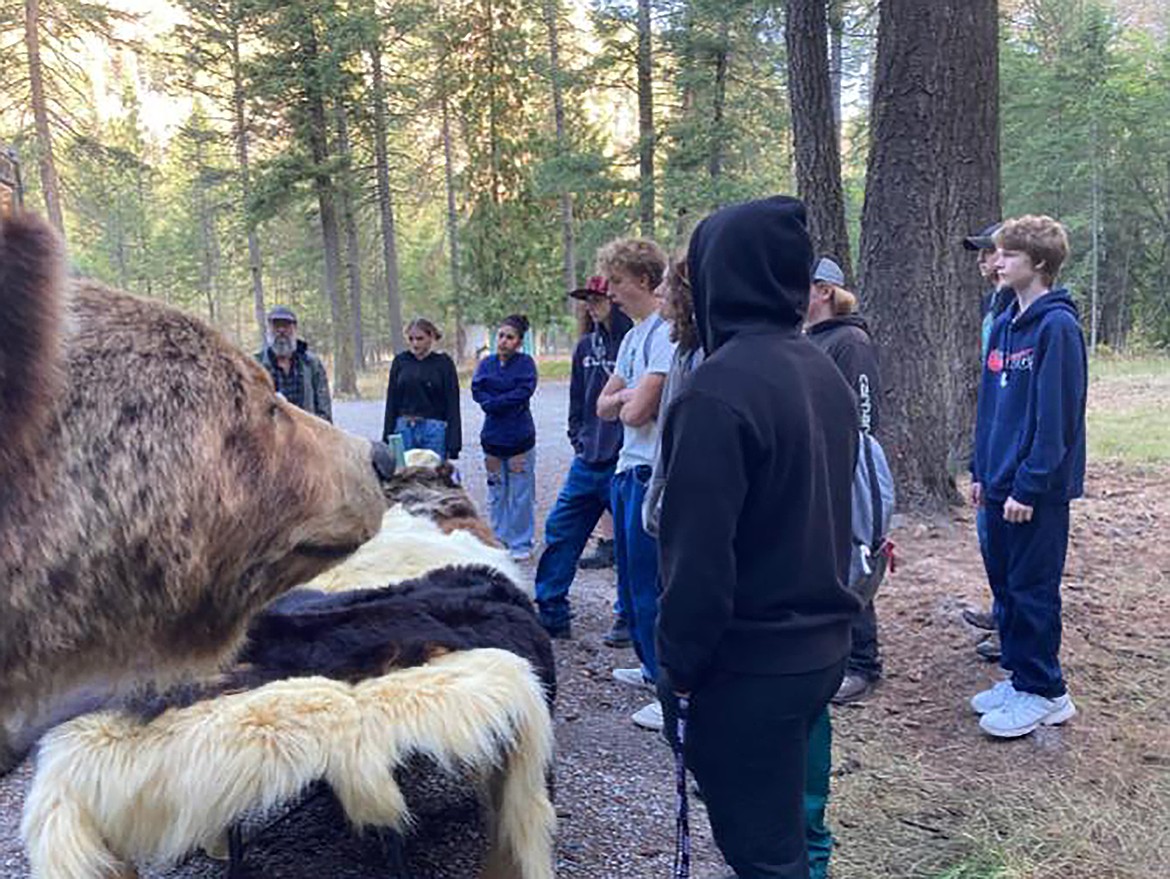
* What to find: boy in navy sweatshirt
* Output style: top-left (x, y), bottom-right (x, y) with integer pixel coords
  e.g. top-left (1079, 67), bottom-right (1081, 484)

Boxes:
top-left (969, 215), bottom-right (1087, 739)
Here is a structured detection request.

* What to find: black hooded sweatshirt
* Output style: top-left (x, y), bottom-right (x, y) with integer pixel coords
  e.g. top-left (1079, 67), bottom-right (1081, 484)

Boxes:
top-left (656, 196), bottom-right (861, 694)
top-left (805, 314), bottom-right (882, 434)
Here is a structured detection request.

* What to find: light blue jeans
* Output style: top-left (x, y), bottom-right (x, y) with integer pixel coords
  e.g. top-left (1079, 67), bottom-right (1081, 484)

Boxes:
top-left (485, 448), bottom-right (536, 552)
top-left (395, 416), bottom-right (447, 459)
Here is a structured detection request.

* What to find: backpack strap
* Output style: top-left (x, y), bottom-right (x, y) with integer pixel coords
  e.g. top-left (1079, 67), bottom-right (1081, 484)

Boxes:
top-left (863, 433), bottom-right (884, 548)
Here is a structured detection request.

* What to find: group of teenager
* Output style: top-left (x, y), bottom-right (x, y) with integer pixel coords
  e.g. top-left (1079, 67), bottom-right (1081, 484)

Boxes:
top-left (371, 195), bottom-right (1088, 879)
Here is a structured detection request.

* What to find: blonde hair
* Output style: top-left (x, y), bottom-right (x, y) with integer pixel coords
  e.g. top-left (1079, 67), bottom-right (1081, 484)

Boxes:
top-left (816, 282), bottom-right (857, 316)
top-left (595, 238), bottom-right (667, 289)
top-left (995, 215), bottom-right (1070, 286)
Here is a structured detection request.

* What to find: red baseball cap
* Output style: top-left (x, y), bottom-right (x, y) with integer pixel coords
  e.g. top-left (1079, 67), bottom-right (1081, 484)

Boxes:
top-left (569, 275), bottom-right (609, 300)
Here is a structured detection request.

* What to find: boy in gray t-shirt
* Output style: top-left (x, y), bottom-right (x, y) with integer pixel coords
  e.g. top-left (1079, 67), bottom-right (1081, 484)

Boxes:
top-left (595, 237), bottom-right (674, 732)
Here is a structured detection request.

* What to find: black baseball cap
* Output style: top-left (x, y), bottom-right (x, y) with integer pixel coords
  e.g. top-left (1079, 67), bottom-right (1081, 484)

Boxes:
top-left (267, 305), bottom-right (298, 323)
top-left (963, 223), bottom-right (1002, 251)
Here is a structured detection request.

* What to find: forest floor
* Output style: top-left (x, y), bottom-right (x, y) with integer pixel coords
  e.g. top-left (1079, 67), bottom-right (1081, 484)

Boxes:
top-left (1, 357), bottom-right (1167, 879)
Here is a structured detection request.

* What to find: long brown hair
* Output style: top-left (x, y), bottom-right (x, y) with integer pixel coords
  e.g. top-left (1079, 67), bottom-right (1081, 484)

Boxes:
top-left (664, 250), bottom-right (700, 353)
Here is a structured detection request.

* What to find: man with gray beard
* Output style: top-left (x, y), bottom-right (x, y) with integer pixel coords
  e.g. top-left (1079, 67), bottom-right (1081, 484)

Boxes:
top-left (256, 305), bottom-right (333, 422)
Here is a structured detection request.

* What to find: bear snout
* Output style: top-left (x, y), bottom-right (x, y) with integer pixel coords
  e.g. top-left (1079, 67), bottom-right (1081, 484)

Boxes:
top-left (371, 441), bottom-right (397, 483)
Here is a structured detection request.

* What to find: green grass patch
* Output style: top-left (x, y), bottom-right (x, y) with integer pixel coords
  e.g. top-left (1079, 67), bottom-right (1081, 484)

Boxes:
top-left (930, 855), bottom-right (1012, 879)
top-left (1088, 353), bottom-right (1170, 380)
top-left (1088, 406), bottom-right (1170, 463)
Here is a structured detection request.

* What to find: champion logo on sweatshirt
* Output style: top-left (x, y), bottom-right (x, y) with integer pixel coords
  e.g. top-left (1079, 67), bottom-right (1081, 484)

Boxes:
top-left (987, 347), bottom-right (1035, 374)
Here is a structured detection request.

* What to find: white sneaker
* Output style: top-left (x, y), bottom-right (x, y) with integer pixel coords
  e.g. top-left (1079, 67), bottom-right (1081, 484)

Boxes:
top-left (979, 690), bottom-right (1076, 738)
top-left (970, 679), bottom-right (1015, 715)
top-left (509, 548), bottom-right (532, 561)
top-left (612, 667), bottom-right (653, 690)
top-left (632, 700), bottom-right (664, 731)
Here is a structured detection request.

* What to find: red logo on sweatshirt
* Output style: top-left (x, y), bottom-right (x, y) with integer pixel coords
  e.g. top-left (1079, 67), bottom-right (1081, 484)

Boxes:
top-left (987, 349), bottom-right (1004, 373)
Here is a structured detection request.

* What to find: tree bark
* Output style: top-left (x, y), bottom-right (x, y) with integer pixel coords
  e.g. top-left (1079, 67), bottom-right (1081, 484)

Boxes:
top-left (230, 14), bottom-right (267, 348)
top-left (859, 0), bottom-right (1000, 508)
top-left (543, 0), bottom-right (576, 294)
top-left (828, 0), bottom-right (844, 136)
top-left (302, 19), bottom-right (355, 395)
top-left (369, 38), bottom-right (405, 356)
top-left (440, 79), bottom-right (465, 363)
top-left (708, 19), bottom-right (729, 191)
top-left (636, 0), bottom-right (655, 237)
top-left (786, 0), bottom-right (852, 278)
top-left (334, 102), bottom-right (366, 373)
top-left (24, 0), bottom-right (65, 234)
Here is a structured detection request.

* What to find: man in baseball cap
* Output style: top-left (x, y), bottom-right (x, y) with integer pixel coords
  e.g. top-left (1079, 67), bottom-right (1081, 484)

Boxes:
top-left (256, 305), bottom-right (333, 422)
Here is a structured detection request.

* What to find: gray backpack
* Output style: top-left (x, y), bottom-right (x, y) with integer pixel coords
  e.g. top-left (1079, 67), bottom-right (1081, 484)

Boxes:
top-left (850, 432), bottom-right (896, 605)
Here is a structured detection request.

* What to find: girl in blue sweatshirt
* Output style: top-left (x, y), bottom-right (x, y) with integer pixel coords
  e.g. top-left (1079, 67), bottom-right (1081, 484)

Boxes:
top-left (970, 215), bottom-right (1086, 739)
top-left (472, 314), bottom-right (538, 559)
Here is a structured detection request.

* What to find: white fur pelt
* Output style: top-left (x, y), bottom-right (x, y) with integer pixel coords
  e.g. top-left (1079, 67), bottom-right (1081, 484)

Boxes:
top-left (307, 505), bottom-right (526, 595)
top-left (22, 648), bottom-right (555, 879)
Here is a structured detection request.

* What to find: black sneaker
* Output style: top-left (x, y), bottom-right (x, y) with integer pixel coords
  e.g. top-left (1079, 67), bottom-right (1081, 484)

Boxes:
top-left (962, 607), bottom-right (997, 631)
top-left (602, 617), bottom-right (632, 648)
top-left (975, 634), bottom-right (1002, 662)
top-left (541, 621), bottom-right (572, 641)
top-left (578, 538), bottom-right (615, 570)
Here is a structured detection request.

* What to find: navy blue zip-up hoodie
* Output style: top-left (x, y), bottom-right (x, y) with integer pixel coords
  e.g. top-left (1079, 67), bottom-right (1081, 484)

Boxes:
top-left (972, 288), bottom-right (1087, 506)
top-left (471, 352), bottom-right (538, 458)
top-left (568, 310), bottom-right (633, 465)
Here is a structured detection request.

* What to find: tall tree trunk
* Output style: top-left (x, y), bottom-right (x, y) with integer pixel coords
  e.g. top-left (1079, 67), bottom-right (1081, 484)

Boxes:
top-left (24, 0), bottom-right (64, 234)
top-left (636, 0), bottom-right (655, 237)
top-left (786, 0), bottom-right (852, 278)
top-left (231, 17), bottom-right (267, 348)
top-left (369, 38), bottom-right (404, 357)
top-left (440, 77), bottom-right (465, 362)
top-left (859, 0), bottom-right (999, 508)
top-left (334, 102), bottom-right (366, 374)
top-left (543, 0), bottom-right (576, 294)
top-left (303, 22), bottom-right (355, 396)
top-left (708, 19), bottom-right (729, 194)
top-left (828, 0), bottom-right (844, 136)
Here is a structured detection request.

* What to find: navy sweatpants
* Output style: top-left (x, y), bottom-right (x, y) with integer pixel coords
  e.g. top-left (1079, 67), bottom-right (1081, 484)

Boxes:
top-left (982, 501), bottom-right (1070, 698)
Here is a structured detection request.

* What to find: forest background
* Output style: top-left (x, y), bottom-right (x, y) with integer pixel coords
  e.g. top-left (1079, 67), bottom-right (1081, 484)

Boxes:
top-left (2, 0), bottom-right (1169, 505)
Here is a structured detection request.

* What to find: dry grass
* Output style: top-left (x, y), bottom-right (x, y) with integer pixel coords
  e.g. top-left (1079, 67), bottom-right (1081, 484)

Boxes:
top-left (829, 357), bottom-right (1170, 879)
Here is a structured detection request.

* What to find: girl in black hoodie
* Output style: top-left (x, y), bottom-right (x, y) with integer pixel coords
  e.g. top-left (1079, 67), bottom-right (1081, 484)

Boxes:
top-left (806, 258), bottom-right (885, 704)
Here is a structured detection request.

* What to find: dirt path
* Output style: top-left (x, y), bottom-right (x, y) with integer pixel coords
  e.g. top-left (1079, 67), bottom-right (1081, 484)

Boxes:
top-left (2, 381), bottom-right (1167, 878)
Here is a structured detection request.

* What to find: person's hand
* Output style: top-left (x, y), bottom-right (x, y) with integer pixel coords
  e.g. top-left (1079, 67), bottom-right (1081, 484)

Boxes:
top-left (970, 481), bottom-right (983, 507)
top-left (617, 388), bottom-right (636, 404)
top-left (1003, 496), bottom-right (1034, 523)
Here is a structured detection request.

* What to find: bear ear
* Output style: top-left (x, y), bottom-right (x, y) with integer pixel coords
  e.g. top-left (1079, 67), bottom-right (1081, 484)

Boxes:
top-left (0, 211), bottom-right (66, 485)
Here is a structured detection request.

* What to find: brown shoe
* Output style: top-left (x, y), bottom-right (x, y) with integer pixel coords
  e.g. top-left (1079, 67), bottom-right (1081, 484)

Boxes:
top-left (962, 607), bottom-right (997, 631)
top-left (975, 634), bottom-right (1002, 662)
top-left (831, 674), bottom-right (875, 705)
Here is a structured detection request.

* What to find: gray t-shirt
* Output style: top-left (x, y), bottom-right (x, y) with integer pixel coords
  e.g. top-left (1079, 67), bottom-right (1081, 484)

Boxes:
top-left (614, 312), bottom-right (676, 473)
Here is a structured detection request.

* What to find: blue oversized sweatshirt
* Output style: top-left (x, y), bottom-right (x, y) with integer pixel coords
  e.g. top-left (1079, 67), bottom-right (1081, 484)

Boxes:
top-left (972, 288), bottom-right (1087, 506)
top-left (471, 352), bottom-right (538, 457)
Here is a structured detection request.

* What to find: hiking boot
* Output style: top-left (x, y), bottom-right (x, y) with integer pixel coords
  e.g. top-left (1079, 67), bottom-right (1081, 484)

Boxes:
top-left (975, 634), bottom-right (1002, 662)
top-left (970, 678), bottom-right (1015, 715)
top-left (962, 607), bottom-right (997, 631)
top-left (578, 537), bottom-right (615, 570)
top-left (612, 667), bottom-right (654, 690)
top-left (632, 700), bottom-right (664, 731)
top-left (602, 617), bottom-right (632, 648)
top-left (979, 691), bottom-right (1076, 738)
top-left (831, 674), bottom-right (875, 705)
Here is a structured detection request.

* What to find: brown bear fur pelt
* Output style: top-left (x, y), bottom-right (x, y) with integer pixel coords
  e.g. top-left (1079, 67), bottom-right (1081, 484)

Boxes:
top-left (382, 461), bottom-right (502, 546)
top-left (0, 212), bottom-right (391, 775)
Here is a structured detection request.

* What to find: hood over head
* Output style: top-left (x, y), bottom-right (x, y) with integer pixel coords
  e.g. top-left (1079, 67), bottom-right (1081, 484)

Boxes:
top-left (687, 195), bottom-right (813, 354)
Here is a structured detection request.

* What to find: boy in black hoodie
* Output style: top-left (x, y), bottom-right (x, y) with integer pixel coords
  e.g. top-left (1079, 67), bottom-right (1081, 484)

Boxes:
top-left (534, 276), bottom-right (632, 636)
top-left (970, 215), bottom-right (1086, 739)
top-left (656, 196), bottom-right (860, 879)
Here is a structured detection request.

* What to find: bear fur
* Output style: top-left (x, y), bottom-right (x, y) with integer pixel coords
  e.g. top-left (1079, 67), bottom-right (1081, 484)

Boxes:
top-left (0, 212), bottom-right (392, 774)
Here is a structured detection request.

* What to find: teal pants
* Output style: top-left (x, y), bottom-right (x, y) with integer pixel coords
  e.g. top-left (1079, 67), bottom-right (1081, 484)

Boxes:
top-left (805, 708), bottom-right (833, 879)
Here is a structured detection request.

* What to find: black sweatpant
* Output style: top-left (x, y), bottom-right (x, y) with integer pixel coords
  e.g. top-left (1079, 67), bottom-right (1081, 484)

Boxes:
top-left (660, 660), bottom-right (846, 879)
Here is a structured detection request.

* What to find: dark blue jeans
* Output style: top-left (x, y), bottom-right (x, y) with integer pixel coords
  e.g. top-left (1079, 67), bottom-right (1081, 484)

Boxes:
top-left (534, 457), bottom-right (616, 630)
top-left (612, 466), bottom-right (661, 681)
top-left (982, 502), bottom-right (1070, 698)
